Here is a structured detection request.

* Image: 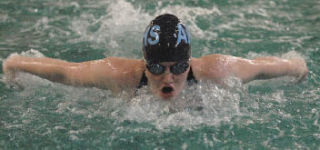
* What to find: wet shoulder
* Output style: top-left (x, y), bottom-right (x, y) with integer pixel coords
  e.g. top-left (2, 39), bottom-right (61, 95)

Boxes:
top-left (104, 57), bottom-right (145, 67)
top-left (190, 54), bottom-right (230, 81)
top-left (101, 57), bottom-right (146, 89)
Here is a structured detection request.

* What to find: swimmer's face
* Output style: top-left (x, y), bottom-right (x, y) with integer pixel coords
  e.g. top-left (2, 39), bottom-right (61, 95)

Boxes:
top-left (145, 61), bottom-right (190, 100)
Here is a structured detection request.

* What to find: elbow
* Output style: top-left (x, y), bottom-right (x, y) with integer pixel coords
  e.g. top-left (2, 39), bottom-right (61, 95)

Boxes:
top-left (238, 71), bottom-right (264, 84)
top-left (47, 73), bottom-right (67, 83)
top-left (45, 66), bottom-right (69, 83)
top-left (254, 73), bottom-right (271, 80)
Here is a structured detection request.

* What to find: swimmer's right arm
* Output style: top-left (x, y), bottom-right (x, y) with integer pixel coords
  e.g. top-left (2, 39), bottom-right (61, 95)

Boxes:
top-left (3, 55), bottom-right (70, 83)
top-left (3, 55), bottom-right (145, 92)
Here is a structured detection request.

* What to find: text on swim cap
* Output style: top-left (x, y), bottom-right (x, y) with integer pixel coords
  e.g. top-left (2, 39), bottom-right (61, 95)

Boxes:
top-left (143, 25), bottom-right (160, 46)
top-left (143, 24), bottom-right (190, 47)
top-left (176, 24), bottom-right (190, 47)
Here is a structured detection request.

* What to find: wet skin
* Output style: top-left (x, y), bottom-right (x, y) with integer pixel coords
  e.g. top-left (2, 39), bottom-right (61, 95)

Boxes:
top-left (2, 54), bottom-right (308, 100)
top-left (145, 62), bottom-right (190, 100)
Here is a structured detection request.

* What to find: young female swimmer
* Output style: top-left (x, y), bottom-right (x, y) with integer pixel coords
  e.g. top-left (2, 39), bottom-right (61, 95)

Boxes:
top-left (3, 14), bottom-right (308, 100)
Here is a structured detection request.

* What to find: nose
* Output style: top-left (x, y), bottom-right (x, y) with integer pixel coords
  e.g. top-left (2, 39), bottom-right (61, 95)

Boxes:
top-left (163, 68), bottom-right (173, 84)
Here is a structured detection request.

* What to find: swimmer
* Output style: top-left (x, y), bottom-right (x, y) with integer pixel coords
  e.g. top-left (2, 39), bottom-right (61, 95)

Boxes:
top-left (2, 14), bottom-right (308, 100)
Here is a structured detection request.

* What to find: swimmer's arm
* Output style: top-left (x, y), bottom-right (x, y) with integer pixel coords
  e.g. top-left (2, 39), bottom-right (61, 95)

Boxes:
top-left (194, 54), bottom-right (308, 83)
top-left (227, 56), bottom-right (308, 83)
top-left (3, 55), bottom-right (72, 83)
top-left (3, 55), bottom-right (145, 91)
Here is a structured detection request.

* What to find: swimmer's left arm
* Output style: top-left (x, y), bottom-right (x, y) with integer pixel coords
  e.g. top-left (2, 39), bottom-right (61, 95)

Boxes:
top-left (225, 55), bottom-right (309, 83)
top-left (193, 54), bottom-right (308, 83)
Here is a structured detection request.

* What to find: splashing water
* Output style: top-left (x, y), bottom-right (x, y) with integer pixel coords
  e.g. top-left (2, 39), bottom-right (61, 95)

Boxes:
top-left (0, 0), bottom-right (319, 149)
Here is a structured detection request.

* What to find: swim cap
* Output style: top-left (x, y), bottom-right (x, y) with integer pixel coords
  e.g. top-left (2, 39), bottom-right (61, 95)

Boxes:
top-left (142, 14), bottom-right (191, 63)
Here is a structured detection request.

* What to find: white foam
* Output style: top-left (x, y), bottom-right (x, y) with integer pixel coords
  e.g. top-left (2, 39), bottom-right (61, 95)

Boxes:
top-left (121, 80), bottom-right (244, 129)
top-left (2, 0), bottom-right (300, 130)
top-left (3, 49), bottom-right (246, 129)
top-left (7, 76), bottom-right (240, 129)
top-left (3, 55), bottom-right (292, 130)
top-left (154, 5), bottom-right (221, 39)
top-left (68, 0), bottom-right (222, 57)
top-left (20, 49), bottom-right (45, 57)
top-left (0, 14), bottom-right (10, 22)
top-left (246, 50), bottom-right (306, 60)
top-left (281, 50), bottom-right (306, 59)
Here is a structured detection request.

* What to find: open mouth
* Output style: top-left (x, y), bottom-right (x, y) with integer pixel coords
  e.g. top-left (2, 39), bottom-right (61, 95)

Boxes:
top-left (162, 86), bottom-right (174, 93)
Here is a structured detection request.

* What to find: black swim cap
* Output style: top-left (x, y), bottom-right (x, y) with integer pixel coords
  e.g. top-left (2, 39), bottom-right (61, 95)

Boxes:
top-left (142, 14), bottom-right (191, 64)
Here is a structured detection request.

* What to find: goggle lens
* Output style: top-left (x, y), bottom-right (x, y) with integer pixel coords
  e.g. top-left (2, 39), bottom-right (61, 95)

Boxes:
top-left (147, 62), bottom-right (189, 75)
top-left (170, 62), bottom-right (189, 74)
top-left (147, 64), bottom-right (165, 75)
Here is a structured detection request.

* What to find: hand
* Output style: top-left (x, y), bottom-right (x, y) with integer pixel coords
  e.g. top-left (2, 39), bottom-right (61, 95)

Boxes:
top-left (289, 58), bottom-right (308, 82)
top-left (2, 54), bottom-right (27, 90)
top-left (2, 54), bottom-right (21, 82)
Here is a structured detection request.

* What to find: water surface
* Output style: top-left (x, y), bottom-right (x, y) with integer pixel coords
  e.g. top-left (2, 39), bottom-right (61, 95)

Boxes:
top-left (0, 0), bottom-right (319, 149)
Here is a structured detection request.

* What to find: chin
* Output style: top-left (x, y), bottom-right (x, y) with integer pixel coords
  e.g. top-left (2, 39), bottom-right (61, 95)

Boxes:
top-left (159, 92), bottom-right (175, 100)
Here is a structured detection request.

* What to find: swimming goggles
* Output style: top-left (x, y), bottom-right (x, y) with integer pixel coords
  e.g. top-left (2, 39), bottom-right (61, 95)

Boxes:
top-left (146, 61), bottom-right (189, 75)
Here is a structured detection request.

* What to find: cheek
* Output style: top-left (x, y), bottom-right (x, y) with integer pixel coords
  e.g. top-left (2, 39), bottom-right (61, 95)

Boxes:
top-left (172, 67), bottom-right (189, 84)
top-left (173, 77), bottom-right (184, 85)
top-left (146, 73), bottom-right (161, 87)
top-left (149, 79), bottom-right (160, 88)
top-left (173, 74), bottom-right (188, 86)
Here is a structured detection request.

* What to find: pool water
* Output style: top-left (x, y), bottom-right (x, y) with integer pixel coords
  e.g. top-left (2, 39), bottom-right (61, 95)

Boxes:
top-left (0, 0), bottom-right (319, 149)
